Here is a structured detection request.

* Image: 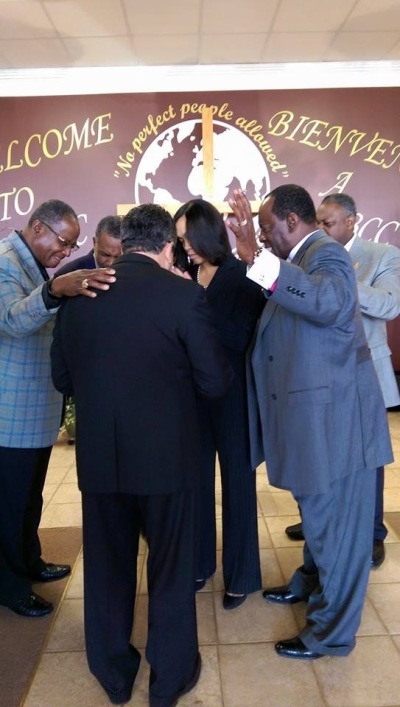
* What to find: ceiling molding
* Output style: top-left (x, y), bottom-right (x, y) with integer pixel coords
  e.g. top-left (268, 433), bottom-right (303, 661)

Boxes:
top-left (1, 61), bottom-right (399, 96)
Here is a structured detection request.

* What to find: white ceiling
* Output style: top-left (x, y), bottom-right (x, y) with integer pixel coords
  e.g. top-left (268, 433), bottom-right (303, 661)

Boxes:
top-left (0, 0), bottom-right (400, 70)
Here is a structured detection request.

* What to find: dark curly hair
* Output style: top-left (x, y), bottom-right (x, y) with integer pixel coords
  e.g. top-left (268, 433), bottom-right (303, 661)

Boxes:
top-left (266, 184), bottom-right (316, 224)
top-left (121, 204), bottom-right (176, 254)
top-left (28, 199), bottom-right (78, 227)
top-left (95, 215), bottom-right (122, 240)
top-left (320, 193), bottom-right (357, 217)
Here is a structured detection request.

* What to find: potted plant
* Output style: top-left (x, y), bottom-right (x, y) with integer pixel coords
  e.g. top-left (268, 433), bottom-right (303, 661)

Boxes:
top-left (63, 396), bottom-right (76, 444)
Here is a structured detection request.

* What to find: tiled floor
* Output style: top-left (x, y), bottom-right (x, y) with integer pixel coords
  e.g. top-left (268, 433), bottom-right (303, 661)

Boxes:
top-left (23, 413), bottom-right (400, 707)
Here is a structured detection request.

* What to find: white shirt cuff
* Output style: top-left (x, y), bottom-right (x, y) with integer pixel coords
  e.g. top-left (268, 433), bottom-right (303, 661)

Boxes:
top-left (246, 249), bottom-right (281, 290)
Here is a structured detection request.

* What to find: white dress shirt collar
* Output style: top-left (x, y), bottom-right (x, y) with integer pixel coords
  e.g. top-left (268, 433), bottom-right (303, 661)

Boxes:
top-left (287, 230), bottom-right (320, 262)
top-left (344, 233), bottom-right (357, 252)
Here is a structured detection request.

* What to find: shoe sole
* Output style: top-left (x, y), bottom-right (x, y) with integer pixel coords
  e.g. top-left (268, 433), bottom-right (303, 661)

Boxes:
top-left (263, 594), bottom-right (303, 605)
top-left (10, 605), bottom-right (53, 617)
top-left (276, 648), bottom-right (323, 660)
top-left (32, 571), bottom-right (71, 583)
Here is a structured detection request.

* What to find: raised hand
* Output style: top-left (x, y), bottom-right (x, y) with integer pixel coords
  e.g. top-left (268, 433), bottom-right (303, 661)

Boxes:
top-left (227, 189), bottom-right (259, 265)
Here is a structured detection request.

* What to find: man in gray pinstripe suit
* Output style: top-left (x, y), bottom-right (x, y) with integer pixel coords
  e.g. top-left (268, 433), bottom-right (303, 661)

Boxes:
top-left (229, 184), bottom-right (392, 660)
top-left (286, 193), bottom-right (400, 567)
top-left (0, 200), bottom-right (116, 617)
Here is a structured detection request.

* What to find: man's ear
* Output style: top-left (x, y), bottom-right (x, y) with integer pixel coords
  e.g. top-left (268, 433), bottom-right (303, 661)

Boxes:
top-left (32, 220), bottom-right (42, 236)
top-left (162, 241), bottom-right (174, 270)
top-left (287, 212), bottom-right (298, 233)
top-left (346, 214), bottom-right (356, 231)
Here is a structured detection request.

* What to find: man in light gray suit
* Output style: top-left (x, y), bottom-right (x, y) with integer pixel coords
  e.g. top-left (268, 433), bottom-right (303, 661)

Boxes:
top-left (286, 193), bottom-right (400, 568)
top-left (228, 184), bottom-right (392, 660)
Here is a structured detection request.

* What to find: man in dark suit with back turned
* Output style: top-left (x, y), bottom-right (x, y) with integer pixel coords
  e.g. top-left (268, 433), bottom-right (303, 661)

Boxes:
top-left (55, 215), bottom-right (122, 444)
top-left (51, 204), bottom-right (233, 706)
top-left (228, 184), bottom-right (392, 660)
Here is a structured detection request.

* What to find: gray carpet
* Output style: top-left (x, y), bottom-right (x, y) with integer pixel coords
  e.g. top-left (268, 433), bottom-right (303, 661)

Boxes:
top-left (0, 527), bottom-right (82, 707)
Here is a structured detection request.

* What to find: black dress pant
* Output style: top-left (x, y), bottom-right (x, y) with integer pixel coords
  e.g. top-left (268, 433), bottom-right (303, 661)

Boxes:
top-left (374, 466), bottom-right (387, 540)
top-left (0, 445), bottom-right (52, 604)
top-left (196, 380), bottom-right (261, 595)
top-left (82, 489), bottom-right (199, 706)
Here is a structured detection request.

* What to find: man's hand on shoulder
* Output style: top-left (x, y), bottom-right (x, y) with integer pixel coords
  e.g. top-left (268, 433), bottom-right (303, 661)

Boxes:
top-left (51, 268), bottom-right (116, 298)
top-left (170, 265), bottom-right (192, 280)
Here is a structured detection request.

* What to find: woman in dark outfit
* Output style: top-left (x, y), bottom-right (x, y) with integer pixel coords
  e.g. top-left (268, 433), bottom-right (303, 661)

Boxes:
top-left (173, 199), bottom-right (264, 609)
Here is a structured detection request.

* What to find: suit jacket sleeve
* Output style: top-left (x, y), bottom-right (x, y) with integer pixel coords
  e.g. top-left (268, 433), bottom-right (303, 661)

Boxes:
top-left (181, 287), bottom-right (234, 398)
top-left (51, 305), bottom-right (74, 397)
top-left (0, 258), bottom-right (57, 338)
top-left (55, 250), bottom-right (96, 276)
top-left (270, 239), bottom-right (357, 327)
top-left (356, 245), bottom-right (400, 321)
top-left (216, 270), bottom-right (264, 354)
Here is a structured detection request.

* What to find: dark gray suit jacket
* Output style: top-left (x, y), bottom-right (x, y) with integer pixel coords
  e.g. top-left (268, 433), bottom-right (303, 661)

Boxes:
top-left (56, 249), bottom-right (96, 275)
top-left (247, 231), bottom-right (393, 495)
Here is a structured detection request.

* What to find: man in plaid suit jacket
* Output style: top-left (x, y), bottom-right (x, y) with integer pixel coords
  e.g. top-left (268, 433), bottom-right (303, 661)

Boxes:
top-left (0, 199), bottom-right (116, 618)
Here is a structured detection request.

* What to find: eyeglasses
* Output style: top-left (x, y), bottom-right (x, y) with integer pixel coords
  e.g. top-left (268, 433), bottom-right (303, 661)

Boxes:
top-left (40, 220), bottom-right (80, 252)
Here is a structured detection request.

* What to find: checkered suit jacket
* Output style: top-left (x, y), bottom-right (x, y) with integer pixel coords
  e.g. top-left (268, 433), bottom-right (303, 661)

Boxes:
top-left (0, 230), bottom-right (62, 447)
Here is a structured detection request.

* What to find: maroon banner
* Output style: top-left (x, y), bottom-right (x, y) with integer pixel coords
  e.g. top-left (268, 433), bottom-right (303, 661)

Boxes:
top-left (1, 88), bottom-right (399, 364)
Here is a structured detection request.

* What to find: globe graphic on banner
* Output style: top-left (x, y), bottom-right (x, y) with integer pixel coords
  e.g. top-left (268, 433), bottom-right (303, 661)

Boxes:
top-left (134, 119), bottom-right (270, 208)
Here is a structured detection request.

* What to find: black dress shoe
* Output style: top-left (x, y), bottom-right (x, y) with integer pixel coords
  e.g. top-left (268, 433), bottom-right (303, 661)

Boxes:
top-left (371, 540), bottom-right (385, 568)
top-left (285, 522), bottom-right (305, 541)
top-left (6, 592), bottom-right (53, 618)
top-left (275, 636), bottom-right (323, 659)
top-left (150, 652), bottom-right (201, 707)
top-left (262, 585), bottom-right (303, 604)
top-left (195, 578), bottom-right (206, 592)
top-left (102, 645), bottom-right (141, 704)
top-left (31, 562), bottom-right (71, 583)
top-left (170, 653), bottom-right (201, 706)
top-left (223, 593), bottom-right (247, 610)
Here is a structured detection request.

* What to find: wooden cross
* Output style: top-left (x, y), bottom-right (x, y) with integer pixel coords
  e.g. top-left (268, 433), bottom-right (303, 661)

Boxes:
top-left (117, 107), bottom-right (260, 217)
